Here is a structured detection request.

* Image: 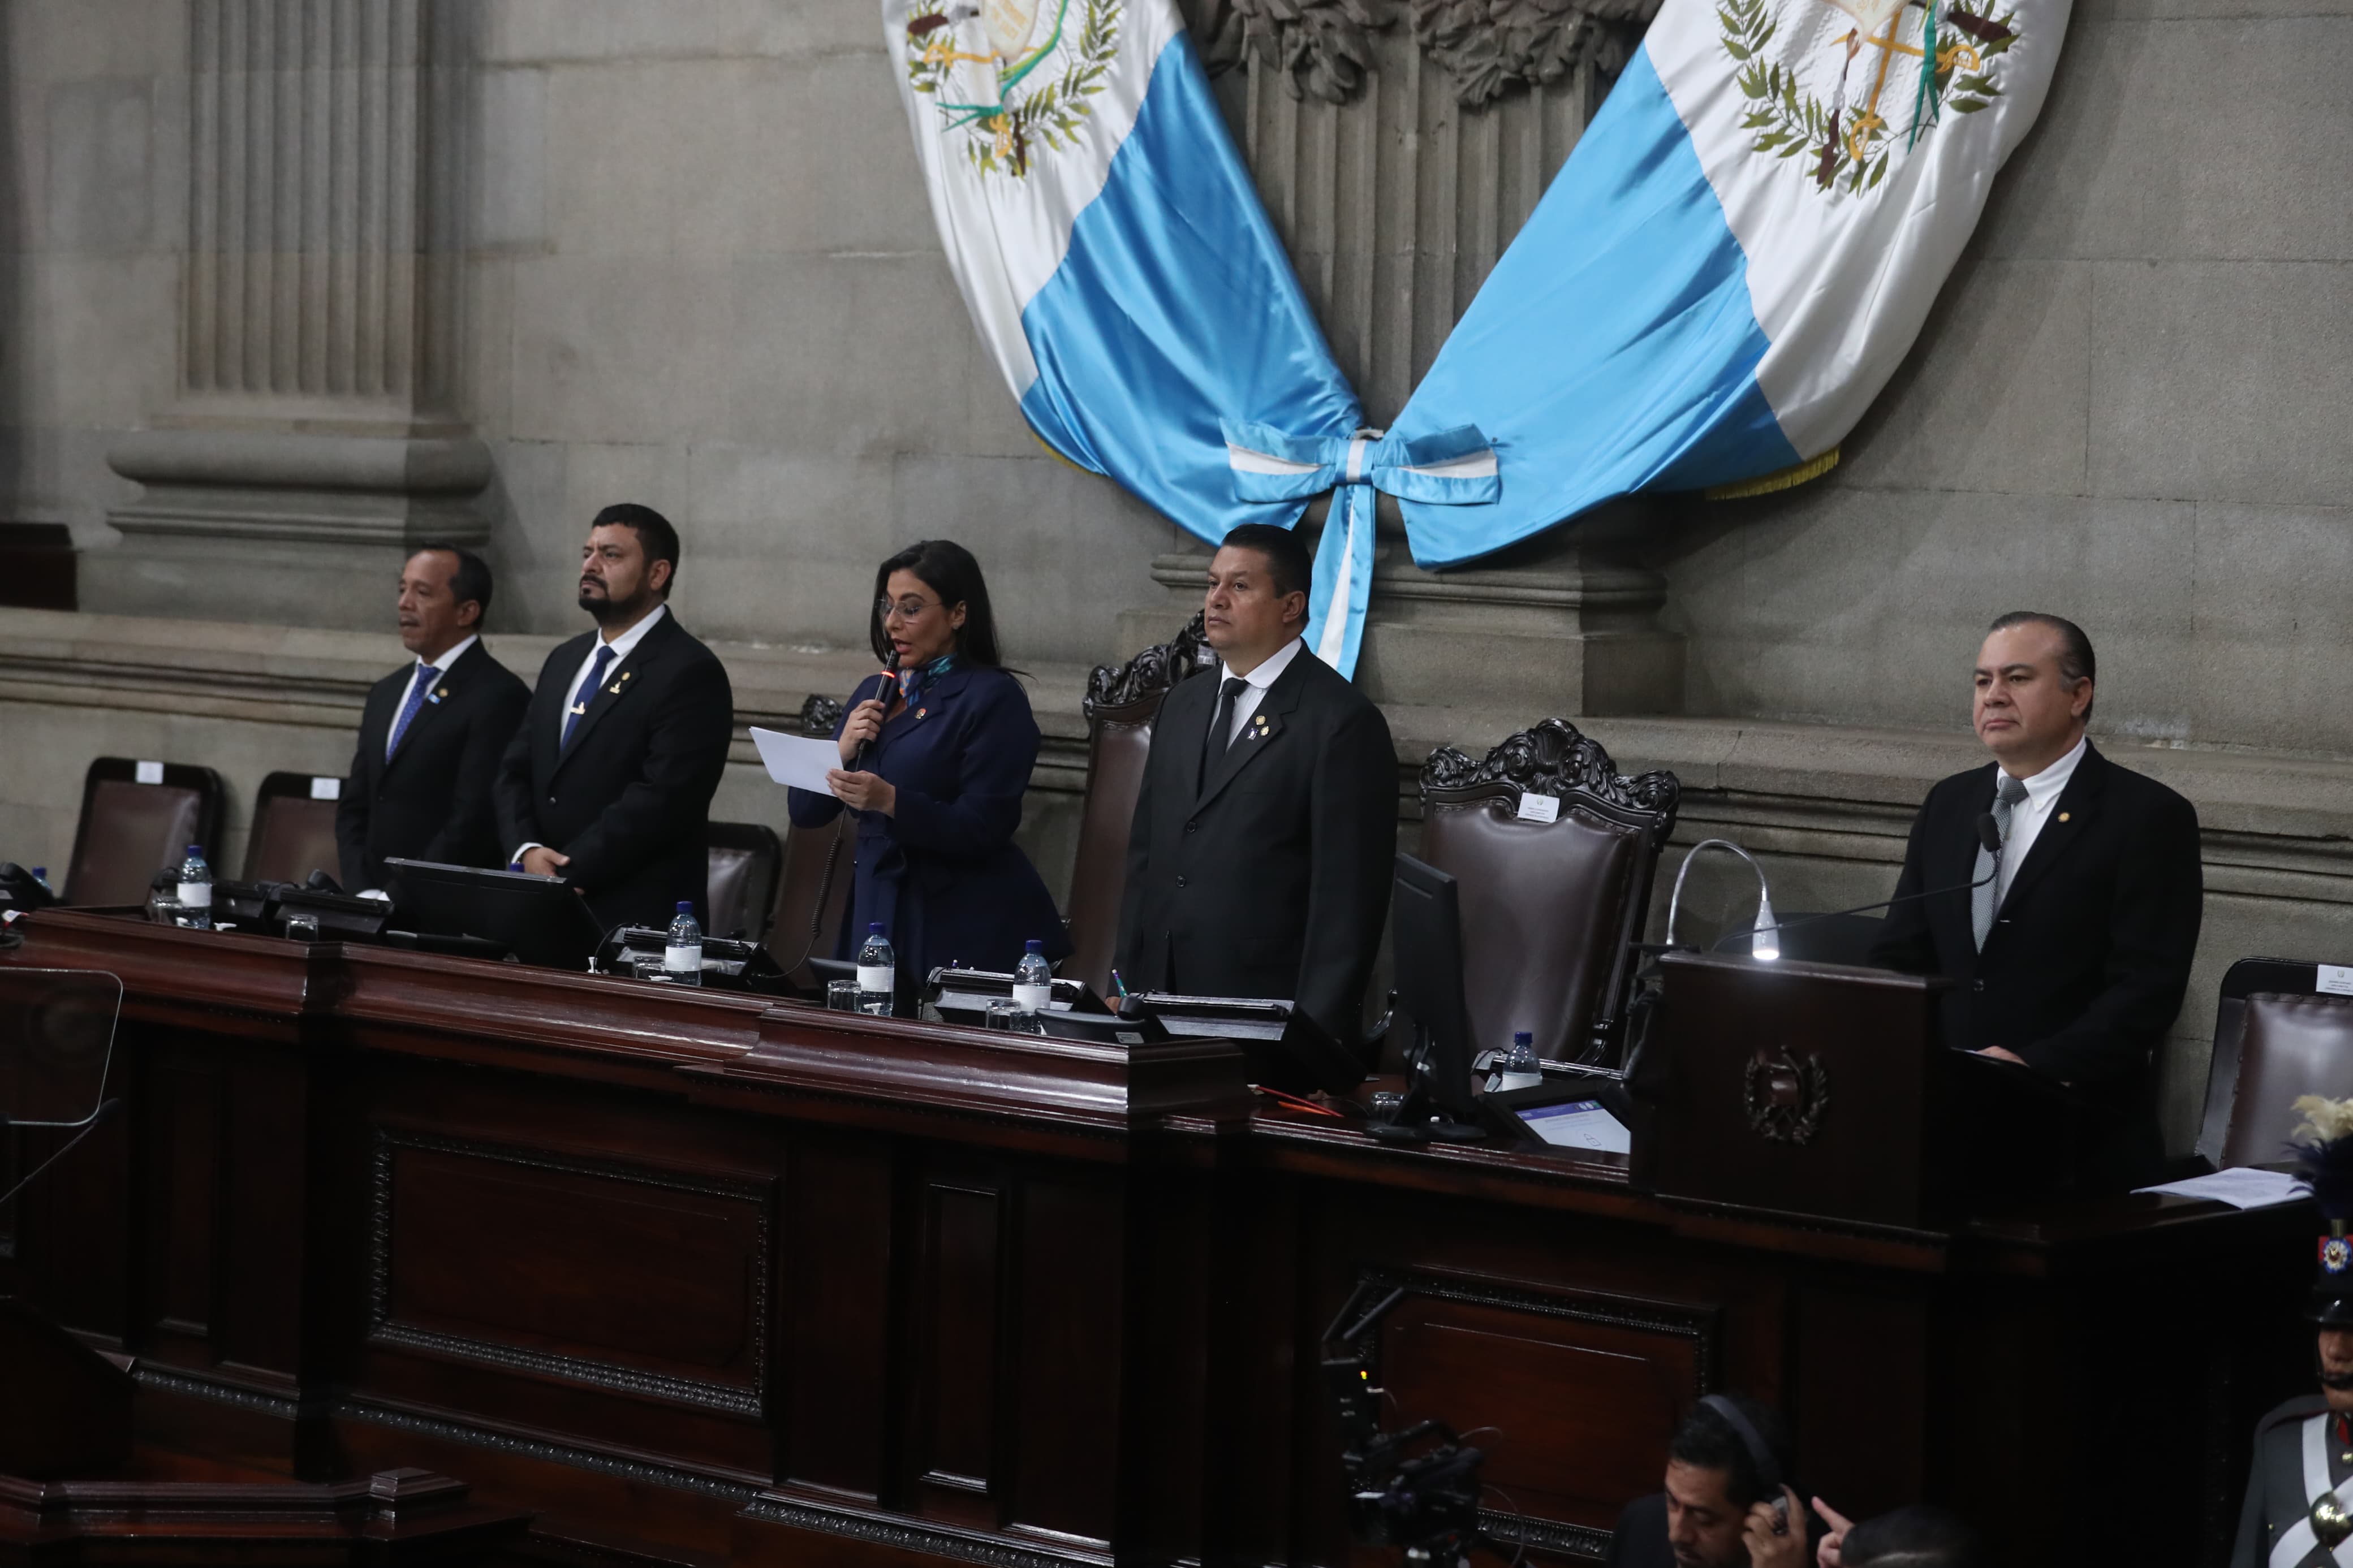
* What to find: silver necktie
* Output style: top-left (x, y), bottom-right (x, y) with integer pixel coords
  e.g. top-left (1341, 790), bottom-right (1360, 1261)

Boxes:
top-left (1972, 772), bottom-right (2031, 951)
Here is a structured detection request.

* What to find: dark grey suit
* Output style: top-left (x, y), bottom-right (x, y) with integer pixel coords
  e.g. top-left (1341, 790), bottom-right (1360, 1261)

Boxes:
top-left (1115, 645), bottom-right (1397, 1042)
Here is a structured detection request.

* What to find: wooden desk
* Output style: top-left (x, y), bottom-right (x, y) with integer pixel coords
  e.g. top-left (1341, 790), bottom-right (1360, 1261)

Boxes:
top-left (0, 912), bottom-right (2312, 1567)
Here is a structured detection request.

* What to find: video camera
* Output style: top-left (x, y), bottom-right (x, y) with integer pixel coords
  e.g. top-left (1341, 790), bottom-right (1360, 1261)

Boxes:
top-left (1322, 1280), bottom-right (1488, 1563)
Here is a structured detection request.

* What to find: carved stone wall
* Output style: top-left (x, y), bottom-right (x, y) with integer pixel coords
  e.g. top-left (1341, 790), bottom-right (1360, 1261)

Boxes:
top-left (88, 0), bottom-right (485, 630)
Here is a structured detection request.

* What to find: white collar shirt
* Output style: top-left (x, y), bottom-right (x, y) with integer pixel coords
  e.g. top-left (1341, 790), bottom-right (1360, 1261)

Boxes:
top-left (387, 635), bottom-right (479, 759)
top-left (554, 603), bottom-right (668, 742)
top-left (1996, 734), bottom-right (2087, 907)
top-left (1213, 636), bottom-right (1305, 745)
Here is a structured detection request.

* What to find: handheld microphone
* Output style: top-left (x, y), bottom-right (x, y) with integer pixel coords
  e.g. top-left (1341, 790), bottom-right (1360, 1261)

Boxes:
top-left (1714, 812), bottom-right (2004, 952)
top-left (851, 649), bottom-right (902, 773)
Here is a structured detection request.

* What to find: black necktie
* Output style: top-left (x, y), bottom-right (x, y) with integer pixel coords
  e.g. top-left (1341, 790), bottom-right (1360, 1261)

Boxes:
top-left (1200, 676), bottom-right (1248, 793)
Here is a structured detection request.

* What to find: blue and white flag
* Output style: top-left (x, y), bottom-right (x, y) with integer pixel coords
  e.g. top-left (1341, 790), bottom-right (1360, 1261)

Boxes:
top-left (886, 0), bottom-right (1380, 660)
top-left (1390, 0), bottom-right (2068, 566)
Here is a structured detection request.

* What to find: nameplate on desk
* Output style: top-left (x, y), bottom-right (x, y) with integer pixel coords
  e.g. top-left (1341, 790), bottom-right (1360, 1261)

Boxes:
top-left (1515, 792), bottom-right (1560, 824)
top-left (2318, 964), bottom-right (2353, 997)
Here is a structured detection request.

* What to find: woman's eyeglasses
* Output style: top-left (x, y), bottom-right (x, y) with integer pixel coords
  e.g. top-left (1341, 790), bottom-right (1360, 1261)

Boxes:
top-left (876, 596), bottom-right (938, 621)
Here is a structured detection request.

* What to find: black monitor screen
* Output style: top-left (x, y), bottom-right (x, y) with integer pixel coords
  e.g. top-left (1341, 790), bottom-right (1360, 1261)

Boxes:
top-left (1390, 854), bottom-right (1481, 1121)
top-left (384, 858), bottom-right (609, 971)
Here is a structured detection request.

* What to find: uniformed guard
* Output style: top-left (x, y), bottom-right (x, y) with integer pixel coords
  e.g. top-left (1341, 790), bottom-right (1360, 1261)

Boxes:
top-left (2234, 1095), bottom-right (2353, 1568)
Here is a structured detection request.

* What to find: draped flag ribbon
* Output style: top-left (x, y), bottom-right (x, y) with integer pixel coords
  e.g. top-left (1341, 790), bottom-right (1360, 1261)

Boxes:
top-left (1221, 421), bottom-right (1501, 677)
top-left (887, 0), bottom-right (2065, 673)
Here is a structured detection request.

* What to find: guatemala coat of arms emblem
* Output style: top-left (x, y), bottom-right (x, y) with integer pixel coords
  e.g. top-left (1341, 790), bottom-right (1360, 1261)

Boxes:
top-left (903, 0), bottom-right (1123, 176)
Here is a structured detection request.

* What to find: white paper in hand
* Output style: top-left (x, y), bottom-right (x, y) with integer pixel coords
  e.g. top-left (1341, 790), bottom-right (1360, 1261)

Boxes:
top-left (750, 726), bottom-right (846, 794)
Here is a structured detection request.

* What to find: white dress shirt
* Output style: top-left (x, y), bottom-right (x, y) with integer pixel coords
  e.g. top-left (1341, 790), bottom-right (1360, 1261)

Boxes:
top-left (551, 603), bottom-right (668, 744)
top-left (1996, 734), bottom-right (2087, 907)
top-left (1210, 636), bottom-right (1304, 746)
top-left (386, 634), bottom-right (479, 759)
top-left (513, 604), bottom-right (671, 863)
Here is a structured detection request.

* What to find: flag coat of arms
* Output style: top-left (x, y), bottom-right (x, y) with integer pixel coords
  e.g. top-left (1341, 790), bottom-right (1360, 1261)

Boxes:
top-left (885, 0), bottom-right (1359, 542)
top-left (1389, 0), bottom-right (2071, 567)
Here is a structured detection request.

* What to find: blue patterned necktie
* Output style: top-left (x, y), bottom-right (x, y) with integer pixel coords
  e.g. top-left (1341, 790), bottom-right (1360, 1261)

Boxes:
top-left (386, 663), bottom-right (439, 759)
top-left (562, 645), bottom-right (615, 750)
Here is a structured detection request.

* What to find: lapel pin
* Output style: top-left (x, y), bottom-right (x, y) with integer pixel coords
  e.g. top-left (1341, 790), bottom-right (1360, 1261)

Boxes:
top-left (917, 707), bottom-right (928, 719)
top-left (607, 682), bottom-right (623, 694)
top-left (2058, 811), bottom-right (2071, 823)
top-left (570, 702), bottom-right (587, 716)
top-left (621, 671), bottom-right (632, 681)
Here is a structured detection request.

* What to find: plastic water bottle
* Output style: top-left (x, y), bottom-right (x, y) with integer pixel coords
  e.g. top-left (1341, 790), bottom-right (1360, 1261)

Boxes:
top-left (176, 845), bottom-right (214, 930)
top-left (1495, 1030), bottom-right (1543, 1091)
top-left (1013, 939), bottom-right (1052, 1014)
top-left (664, 901), bottom-right (703, 986)
top-left (855, 923), bottom-right (895, 1015)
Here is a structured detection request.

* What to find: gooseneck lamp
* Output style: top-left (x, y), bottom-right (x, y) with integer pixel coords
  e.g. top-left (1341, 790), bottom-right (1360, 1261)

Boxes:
top-left (1665, 839), bottom-right (1779, 962)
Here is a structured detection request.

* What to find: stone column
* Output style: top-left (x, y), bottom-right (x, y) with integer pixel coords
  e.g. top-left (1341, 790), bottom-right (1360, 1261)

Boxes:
top-left (92, 0), bottom-right (484, 629)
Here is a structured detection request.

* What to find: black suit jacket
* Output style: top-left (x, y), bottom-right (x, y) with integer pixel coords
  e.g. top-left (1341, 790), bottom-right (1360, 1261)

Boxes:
top-left (493, 610), bottom-right (735, 933)
top-left (336, 642), bottom-right (531, 891)
top-left (1869, 741), bottom-right (2203, 1186)
top-left (1115, 646), bottom-right (1397, 1042)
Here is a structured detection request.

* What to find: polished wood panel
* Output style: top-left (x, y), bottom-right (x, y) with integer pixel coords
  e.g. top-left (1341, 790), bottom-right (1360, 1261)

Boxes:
top-left (0, 911), bottom-right (2316, 1568)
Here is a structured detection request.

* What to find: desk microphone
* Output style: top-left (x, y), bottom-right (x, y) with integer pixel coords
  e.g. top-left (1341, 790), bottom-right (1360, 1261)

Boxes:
top-left (851, 649), bottom-right (902, 773)
top-left (1716, 813), bottom-right (2004, 951)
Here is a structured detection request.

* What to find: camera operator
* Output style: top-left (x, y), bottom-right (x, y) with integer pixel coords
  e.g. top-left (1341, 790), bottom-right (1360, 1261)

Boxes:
top-left (1604, 1396), bottom-right (1817, 1568)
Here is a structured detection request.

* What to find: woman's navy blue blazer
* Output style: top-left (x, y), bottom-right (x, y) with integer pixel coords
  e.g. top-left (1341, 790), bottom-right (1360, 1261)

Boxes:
top-left (787, 664), bottom-right (1072, 980)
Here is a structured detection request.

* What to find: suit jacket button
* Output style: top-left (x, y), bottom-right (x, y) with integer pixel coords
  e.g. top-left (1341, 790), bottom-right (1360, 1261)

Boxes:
top-left (1184, 820), bottom-right (1197, 833)
top-left (1972, 979), bottom-right (1985, 992)
top-left (1175, 875), bottom-right (1188, 888)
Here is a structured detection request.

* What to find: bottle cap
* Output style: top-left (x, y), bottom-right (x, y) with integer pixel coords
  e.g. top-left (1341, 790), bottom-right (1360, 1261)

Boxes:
top-left (1514, 1031), bottom-right (1532, 1046)
top-left (508, 861), bottom-right (524, 872)
top-left (31, 869), bottom-right (44, 880)
top-left (1025, 939), bottom-right (1043, 953)
top-left (869, 922), bottom-right (885, 935)
top-left (186, 845), bottom-right (204, 856)
top-left (676, 901), bottom-right (693, 914)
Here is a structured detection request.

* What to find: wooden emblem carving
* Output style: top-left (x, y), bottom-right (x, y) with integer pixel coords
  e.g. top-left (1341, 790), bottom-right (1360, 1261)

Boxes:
top-left (1742, 1046), bottom-right (1830, 1144)
top-left (1084, 611), bottom-right (1214, 720)
top-left (1421, 716), bottom-right (1681, 846)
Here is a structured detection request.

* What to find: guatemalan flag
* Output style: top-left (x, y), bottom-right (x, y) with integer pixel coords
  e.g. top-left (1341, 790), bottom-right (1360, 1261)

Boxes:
top-left (883, 0), bottom-right (1369, 658)
top-left (1390, 0), bottom-right (2070, 566)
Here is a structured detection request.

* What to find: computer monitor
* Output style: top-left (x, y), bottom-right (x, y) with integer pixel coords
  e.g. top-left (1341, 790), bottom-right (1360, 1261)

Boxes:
top-left (1389, 854), bottom-right (1484, 1130)
top-left (383, 858), bottom-right (609, 970)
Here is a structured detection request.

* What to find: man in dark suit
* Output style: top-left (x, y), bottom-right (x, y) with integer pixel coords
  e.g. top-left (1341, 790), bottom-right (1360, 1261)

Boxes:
top-left (1871, 612), bottom-right (2203, 1188)
top-left (1116, 523), bottom-right (1397, 1043)
top-left (336, 545), bottom-right (530, 893)
top-left (494, 504), bottom-right (734, 933)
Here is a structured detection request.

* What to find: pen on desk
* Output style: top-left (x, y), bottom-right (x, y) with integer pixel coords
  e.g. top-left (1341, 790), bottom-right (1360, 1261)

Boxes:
top-left (1110, 968), bottom-right (1127, 1002)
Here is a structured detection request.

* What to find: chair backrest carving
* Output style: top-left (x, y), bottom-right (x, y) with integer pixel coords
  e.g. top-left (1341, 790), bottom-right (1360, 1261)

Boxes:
top-left (1417, 719), bottom-right (1679, 1066)
top-left (1065, 615), bottom-right (1215, 995)
top-left (761, 694), bottom-right (859, 984)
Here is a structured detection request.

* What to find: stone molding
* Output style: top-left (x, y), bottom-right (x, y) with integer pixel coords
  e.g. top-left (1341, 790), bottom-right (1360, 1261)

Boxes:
top-left (1195, 0), bottom-right (1659, 105)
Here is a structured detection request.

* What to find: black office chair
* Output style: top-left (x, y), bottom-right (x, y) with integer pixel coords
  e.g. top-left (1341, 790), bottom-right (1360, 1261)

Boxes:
top-left (706, 822), bottom-right (785, 943)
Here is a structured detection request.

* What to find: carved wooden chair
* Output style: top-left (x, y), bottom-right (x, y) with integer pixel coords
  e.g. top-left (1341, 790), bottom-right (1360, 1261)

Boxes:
top-left (1063, 614), bottom-right (1216, 995)
top-left (2193, 957), bottom-right (2353, 1174)
top-left (1417, 719), bottom-right (1680, 1066)
top-left (706, 822), bottom-right (784, 943)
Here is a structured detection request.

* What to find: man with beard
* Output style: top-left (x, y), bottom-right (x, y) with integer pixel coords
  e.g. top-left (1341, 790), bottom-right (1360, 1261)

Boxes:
top-left (2233, 1098), bottom-right (2353, 1568)
top-left (1602, 1396), bottom-right (1816, 1568)
top-left (494, 503), bottom-right (733, 934)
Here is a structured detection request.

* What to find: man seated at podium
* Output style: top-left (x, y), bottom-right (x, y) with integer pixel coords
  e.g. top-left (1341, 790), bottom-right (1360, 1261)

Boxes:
top-left (1869, 612), bottom-right (2202, 1189)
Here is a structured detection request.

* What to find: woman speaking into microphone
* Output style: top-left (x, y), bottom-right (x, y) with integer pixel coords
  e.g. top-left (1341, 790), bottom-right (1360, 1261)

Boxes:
top-left (788, 539), bottom-right (1071, 988)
